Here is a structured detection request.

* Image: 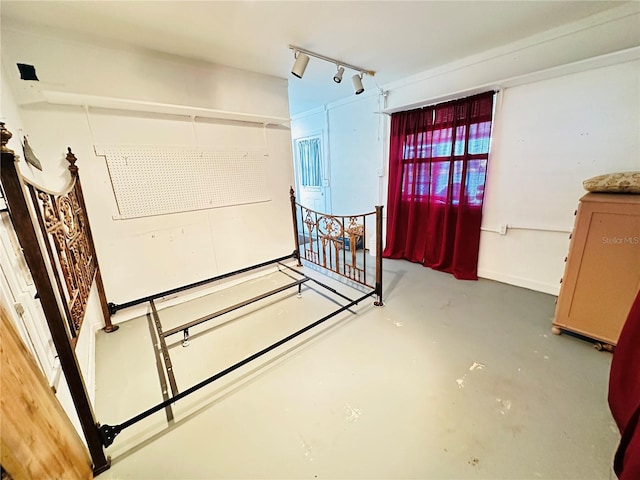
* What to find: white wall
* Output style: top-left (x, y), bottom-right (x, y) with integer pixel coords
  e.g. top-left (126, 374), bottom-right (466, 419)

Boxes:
top-left (2, 25), bottom-right (295, 311)
top-left (0, 79), bottom-right (92, 439)
top-left (290, 108), bottom-right (332, 214)
top-left (291, 95), bottom-right (386, 217)
top-left (1, 22), bottom-right (295, 444)
top-left (291, 5), bottom-right (640, 295)
top-left (327, 95), bottom-right (386, 215)
top-left (1, 56), bottom-right (113, 442)
top-left (479, 62), bottom-right (640, 293)
top-left (3, 22), bottom-right (288, 118)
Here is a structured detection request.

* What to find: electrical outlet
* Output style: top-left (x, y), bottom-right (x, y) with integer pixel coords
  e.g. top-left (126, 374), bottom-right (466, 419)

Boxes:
top-left (499, 224), bottom-right (508, 235)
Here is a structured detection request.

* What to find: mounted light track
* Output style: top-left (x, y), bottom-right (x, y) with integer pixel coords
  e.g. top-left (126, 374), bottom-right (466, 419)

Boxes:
top-left (289, 45), bottom-right (375, 95)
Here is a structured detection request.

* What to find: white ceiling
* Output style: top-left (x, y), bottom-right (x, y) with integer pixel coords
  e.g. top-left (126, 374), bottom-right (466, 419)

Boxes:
top-left (0, 1), bottom-right (633, 115)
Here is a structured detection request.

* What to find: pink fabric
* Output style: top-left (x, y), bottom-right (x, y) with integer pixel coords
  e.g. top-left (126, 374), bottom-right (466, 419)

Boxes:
top-left (609, 289), bottom-right (640, 479)
top-left (383, 92), bottom-right (494, 280)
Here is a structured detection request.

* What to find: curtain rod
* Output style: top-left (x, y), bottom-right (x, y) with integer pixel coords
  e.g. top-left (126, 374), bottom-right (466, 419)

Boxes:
top-left (383, 87), bottom-right (501, 115)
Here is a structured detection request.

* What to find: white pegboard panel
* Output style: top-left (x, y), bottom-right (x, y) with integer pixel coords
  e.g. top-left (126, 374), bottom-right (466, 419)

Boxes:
top-left (100, 146), bottom-right (270, 219)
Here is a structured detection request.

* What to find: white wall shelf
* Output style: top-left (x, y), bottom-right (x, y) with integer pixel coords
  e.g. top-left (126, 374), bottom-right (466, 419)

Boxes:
top-left (40, 90), bottom-right (290, 126)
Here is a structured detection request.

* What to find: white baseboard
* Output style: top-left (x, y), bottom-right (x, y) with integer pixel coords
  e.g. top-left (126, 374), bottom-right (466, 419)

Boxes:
top-left (478, 268), bottom-right (560, 296)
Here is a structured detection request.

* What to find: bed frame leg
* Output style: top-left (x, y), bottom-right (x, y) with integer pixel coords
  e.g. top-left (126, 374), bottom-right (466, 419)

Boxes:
top-left (374, 205), bottom-right (384, 307)
top-left (290, 187), bottom-right (303, 266)
top-left (182, 328), bottom-right (190, 347)
top-left (297, 283), bottom-right (302, 298)
top-left (374, 287), bottom-right (384, 307)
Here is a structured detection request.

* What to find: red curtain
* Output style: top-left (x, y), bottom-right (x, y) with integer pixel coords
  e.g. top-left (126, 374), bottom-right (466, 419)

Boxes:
top-left (383, 91), bottom-right (494, 280)
top-left (609, 289), bottom-right (640, 480)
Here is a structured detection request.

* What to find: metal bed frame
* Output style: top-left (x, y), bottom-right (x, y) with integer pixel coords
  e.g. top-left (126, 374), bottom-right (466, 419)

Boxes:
top-left (1, 121), bottom-right (385, 461)
top-left (0, 122), bottom-right (383, 468)
top-left (98, 190), bottom-right (384, 448)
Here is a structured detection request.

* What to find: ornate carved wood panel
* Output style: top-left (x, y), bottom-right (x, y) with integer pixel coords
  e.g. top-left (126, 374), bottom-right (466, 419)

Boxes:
top-left (29, 171), bottom-right (97, 338)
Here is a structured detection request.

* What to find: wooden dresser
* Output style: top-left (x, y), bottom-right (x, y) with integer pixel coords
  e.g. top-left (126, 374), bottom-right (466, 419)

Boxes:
top-left (553, 193), bottom-right (640, 347)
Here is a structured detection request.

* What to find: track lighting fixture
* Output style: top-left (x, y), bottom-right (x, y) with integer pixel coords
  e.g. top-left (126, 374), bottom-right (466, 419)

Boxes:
top-left (289, 45), bottom-right (375, 96)
top-left (291, 51), bottom-right (310, 78)
top-left (352, 73), bottom-right (364, 95)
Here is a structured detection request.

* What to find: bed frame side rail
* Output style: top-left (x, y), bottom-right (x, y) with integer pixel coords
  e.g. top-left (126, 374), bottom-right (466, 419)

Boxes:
top-left (107, 252), bottom-right (298, 315)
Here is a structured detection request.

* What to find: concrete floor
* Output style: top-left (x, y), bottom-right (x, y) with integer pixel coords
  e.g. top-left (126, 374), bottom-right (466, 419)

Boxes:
top-left (94, 259), bottom-right (619, 479)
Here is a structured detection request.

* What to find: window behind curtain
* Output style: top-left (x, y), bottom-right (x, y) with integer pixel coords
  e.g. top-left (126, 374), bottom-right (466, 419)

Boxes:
top-left (401, 98), bottom-right (493, 206)
top-left (383, 91), bottom-right (495, 280)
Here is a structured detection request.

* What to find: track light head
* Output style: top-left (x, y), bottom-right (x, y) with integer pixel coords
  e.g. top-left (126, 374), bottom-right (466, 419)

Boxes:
top-left (352, 73), bottom-right (364, 95)
top-left (333, 66), bottom-right (344, 83)
top-left (291, 51), bottom-right (309, 79)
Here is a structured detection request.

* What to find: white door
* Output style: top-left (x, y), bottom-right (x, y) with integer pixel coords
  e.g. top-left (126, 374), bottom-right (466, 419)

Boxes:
top-left (293, 135), bottom-right (329, 213)
top-left (0, 207), bottom-right (58, 386)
